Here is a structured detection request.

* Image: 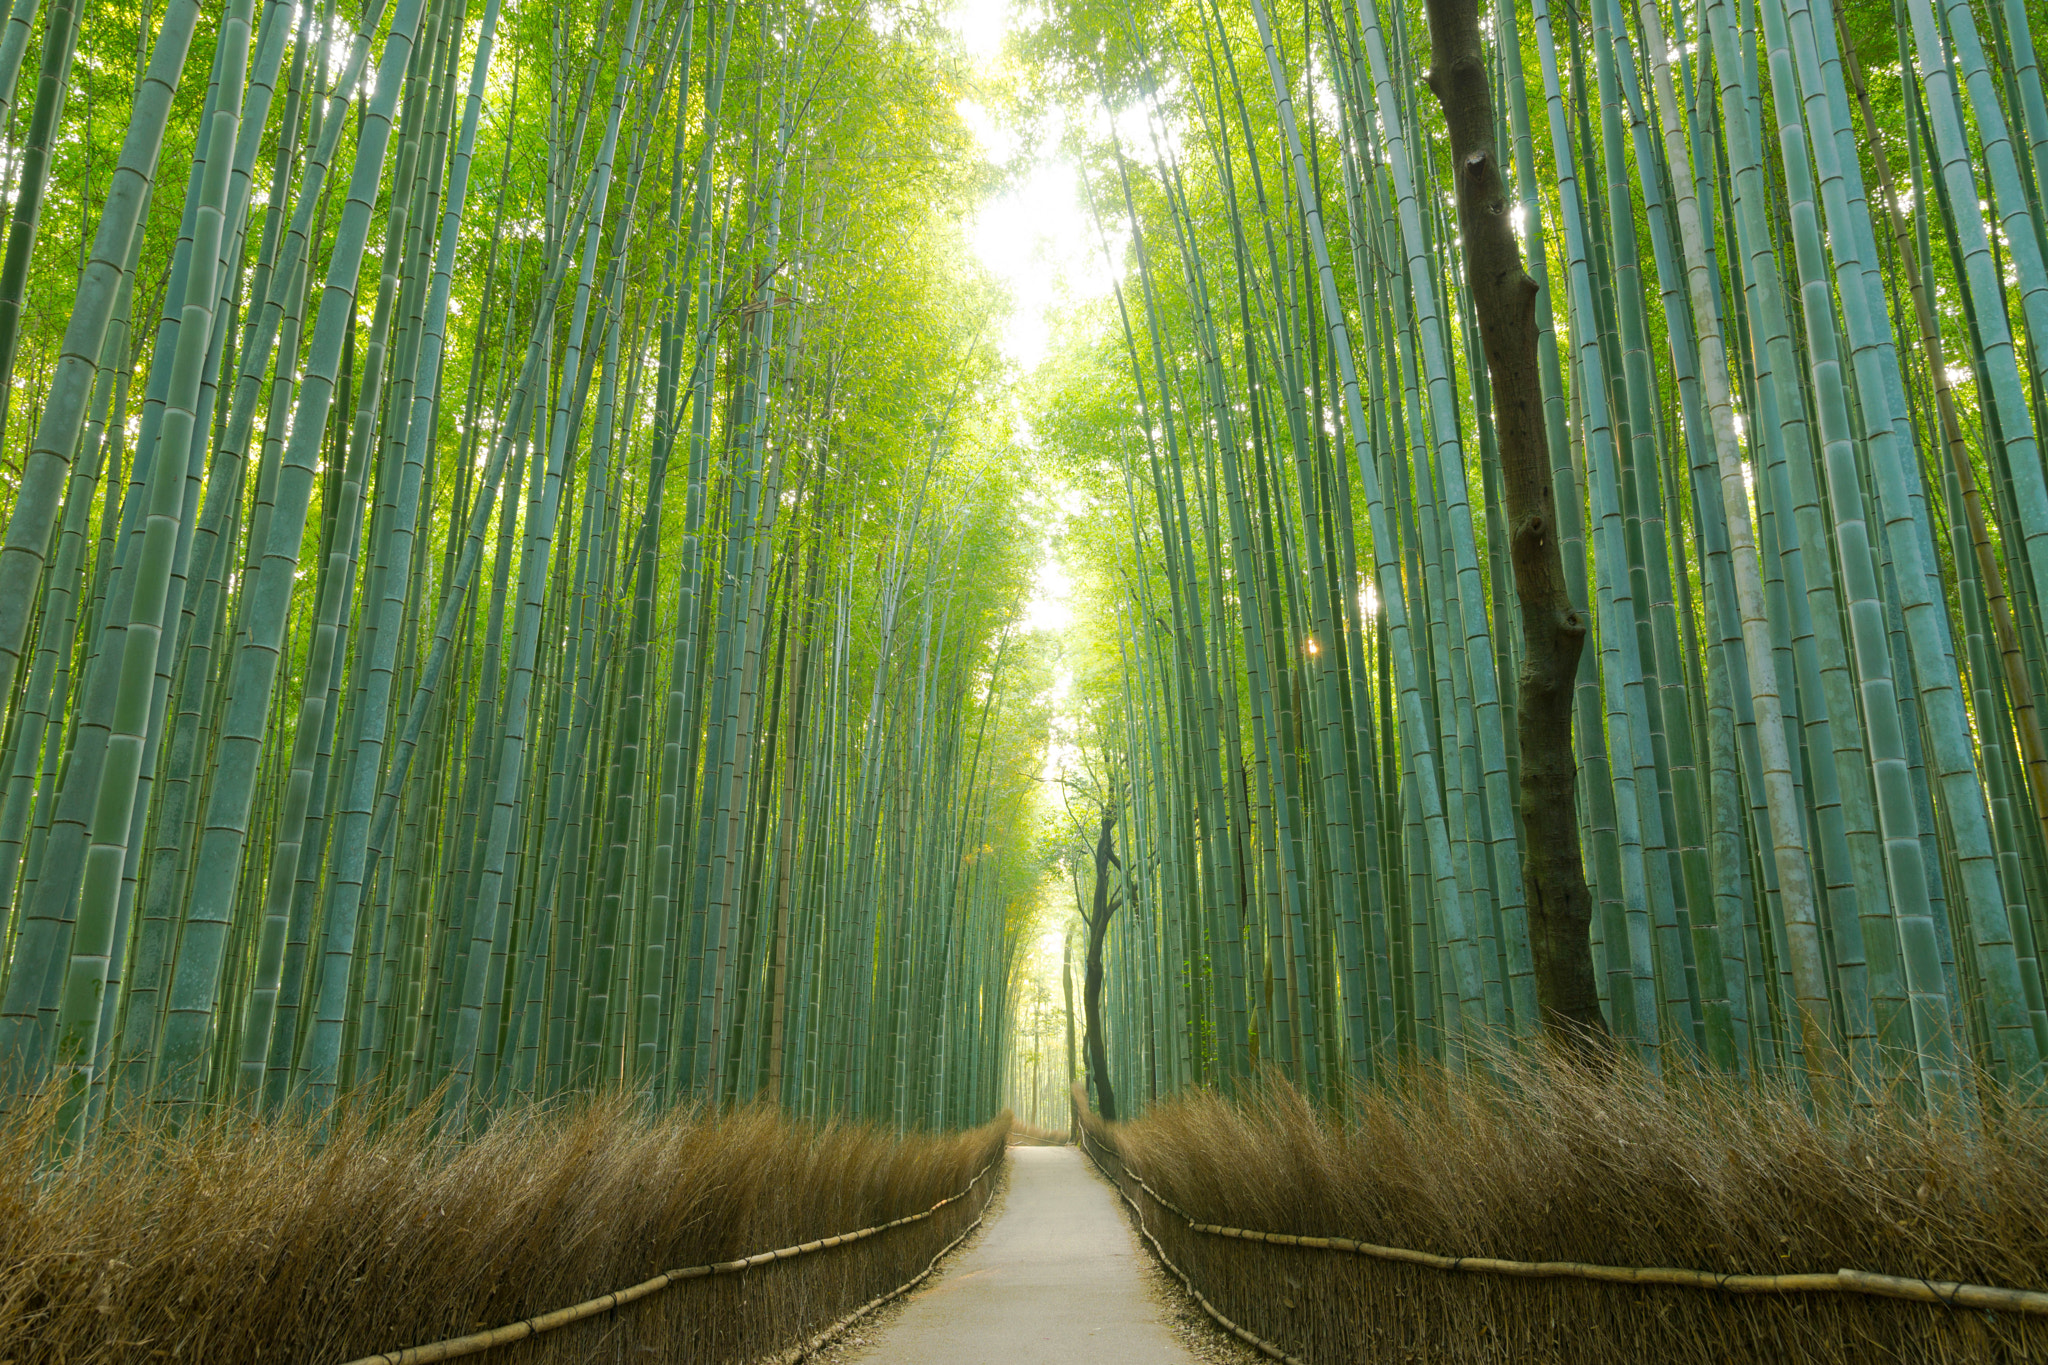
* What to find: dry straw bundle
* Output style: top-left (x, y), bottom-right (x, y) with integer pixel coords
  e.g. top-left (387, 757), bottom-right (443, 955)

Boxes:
top-left (1085, 1052), bottom-right (2048, 1363)
top-left (0, 1096), bottom-right (1006, 1364)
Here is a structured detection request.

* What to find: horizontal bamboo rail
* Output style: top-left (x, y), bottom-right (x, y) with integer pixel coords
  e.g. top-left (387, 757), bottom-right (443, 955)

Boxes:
top-left (765, 1206), bottom-right (990, 1365)
top-left (1078, 1127), bottom-right (1305, 1364)
top-left (340, 1151), bottom-right (1004, 1365)
top-left (1080, 1125), bottom-right (2048, 1320)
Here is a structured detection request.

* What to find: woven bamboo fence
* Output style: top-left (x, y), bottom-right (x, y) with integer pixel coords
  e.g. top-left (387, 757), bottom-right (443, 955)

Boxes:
top-left (1079, 1120), bottom-right (2048, 1363)
top-left (324, 1138), bottom-right (1007, 1365)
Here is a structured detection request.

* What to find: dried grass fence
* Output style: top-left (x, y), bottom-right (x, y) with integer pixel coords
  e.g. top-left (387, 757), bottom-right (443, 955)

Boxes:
top-left (1077, 1055), bottom-right (2048, 1364)
top-left (0, 1095), bottom-right (1008, 1364)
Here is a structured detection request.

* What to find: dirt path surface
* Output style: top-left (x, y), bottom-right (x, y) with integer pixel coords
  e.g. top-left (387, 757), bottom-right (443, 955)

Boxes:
top-left (835, 1146), bottom-right (1203, 1365)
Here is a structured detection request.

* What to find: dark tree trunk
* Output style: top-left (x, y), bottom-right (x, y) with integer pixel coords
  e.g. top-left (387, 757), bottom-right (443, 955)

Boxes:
top-left (1421, 0), bottom-right (1606, 1040)
top-left (1082, 804), bottom-right (1120, 1120)
top-left (1062, 924), bottom-right (1079, 1139)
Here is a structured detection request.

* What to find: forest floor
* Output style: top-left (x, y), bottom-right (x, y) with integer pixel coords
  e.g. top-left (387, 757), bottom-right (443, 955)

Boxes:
top-left (824, 1145), bottom-right (1254, 1365)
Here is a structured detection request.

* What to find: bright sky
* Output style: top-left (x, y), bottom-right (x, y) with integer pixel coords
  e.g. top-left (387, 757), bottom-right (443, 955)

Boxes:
top-left (945, 0), bottom-right (1009, 61)
top-left (941, 0), bottom-right (1099, 641)
top-left (945, 0), bottom-right (1120, 371)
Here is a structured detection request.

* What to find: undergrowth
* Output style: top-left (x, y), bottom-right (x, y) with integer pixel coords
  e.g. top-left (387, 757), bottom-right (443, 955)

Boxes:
top-left (1089, 1050), bottom-right (2048, 1363)
top-left (1007, 1118), bottom-right (1071, 1145)
top-left (0, 1094), bottom-right (1007, 1364)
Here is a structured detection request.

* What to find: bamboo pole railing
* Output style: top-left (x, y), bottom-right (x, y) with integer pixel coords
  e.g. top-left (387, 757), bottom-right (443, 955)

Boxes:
top-left (1077, 1125), bottom-right (2048, 1322)
top-left (1078, 1126), bottom-right (1305, 1363)
top-left (763, 1208), bottom-right (990, 1365)
top-left (339, 1151), bottom-right (1006, 1365)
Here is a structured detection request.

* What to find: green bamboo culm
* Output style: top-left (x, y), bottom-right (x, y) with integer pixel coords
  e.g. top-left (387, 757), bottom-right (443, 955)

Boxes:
top-left (1018, 0), bottom-right (2048, 1118)
top-left (0, 0), bottom-right (1048, 1147)
top-left (7, 0), bottom-right (2048, 1156)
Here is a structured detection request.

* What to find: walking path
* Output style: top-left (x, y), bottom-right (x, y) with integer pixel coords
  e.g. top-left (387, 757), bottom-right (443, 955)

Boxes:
top-left (839, 1145), bottom-right (1201, 1364)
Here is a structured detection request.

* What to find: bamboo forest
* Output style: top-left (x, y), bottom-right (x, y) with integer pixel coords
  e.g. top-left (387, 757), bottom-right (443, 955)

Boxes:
top-left (4, 0), bottom-right (2048, 1356)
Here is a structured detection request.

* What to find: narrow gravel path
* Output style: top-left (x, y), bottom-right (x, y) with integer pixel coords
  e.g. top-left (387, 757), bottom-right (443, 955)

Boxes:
top-left (837, 1146), bottom-right (1202, 1365)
